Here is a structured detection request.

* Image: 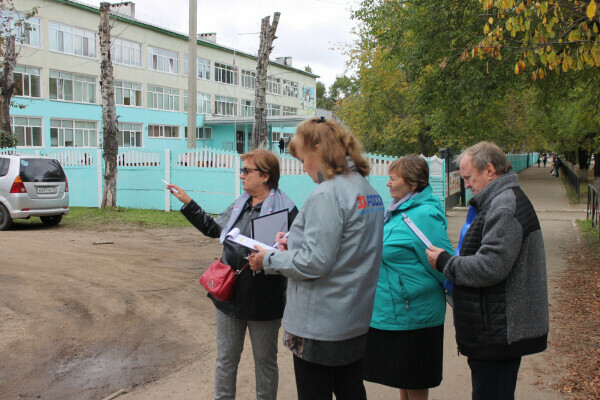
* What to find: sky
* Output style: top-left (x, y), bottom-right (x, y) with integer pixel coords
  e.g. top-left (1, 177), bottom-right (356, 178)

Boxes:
top-left (82, 0), bottom-right (361, 87)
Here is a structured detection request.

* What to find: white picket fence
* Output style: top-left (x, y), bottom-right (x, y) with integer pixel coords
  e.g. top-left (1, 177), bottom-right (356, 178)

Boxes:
top-left (176, 148), bottom-right (237, 169)
top-left (117, 149), bottom-right (161, 167)
top-left (1, 147), bottom-right (411, 175)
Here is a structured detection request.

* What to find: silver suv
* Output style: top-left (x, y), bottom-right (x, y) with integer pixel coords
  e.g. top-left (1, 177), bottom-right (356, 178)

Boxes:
top-left (0, 155), bottom-right (69, 230)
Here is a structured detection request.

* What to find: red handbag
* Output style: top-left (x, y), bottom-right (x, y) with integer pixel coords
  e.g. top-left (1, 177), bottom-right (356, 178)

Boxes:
top-left (199, 259), bottom-right (247, 302)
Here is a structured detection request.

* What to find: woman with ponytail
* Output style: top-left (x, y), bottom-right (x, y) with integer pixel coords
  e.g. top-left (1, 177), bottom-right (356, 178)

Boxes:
top-left (249, 117), bottom-right (385, 400)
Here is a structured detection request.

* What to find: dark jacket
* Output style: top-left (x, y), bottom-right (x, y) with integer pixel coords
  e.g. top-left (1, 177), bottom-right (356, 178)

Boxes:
top-left (436, 173), bottom-right (548, 360)
top-left (182, 198), bottom-right (298, 321)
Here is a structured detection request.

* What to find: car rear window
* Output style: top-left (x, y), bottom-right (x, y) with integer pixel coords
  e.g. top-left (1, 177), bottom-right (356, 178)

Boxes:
top-left (19, 158), bottom-right (65, 182)
top-left (0, 158), bottom-right (9, 177)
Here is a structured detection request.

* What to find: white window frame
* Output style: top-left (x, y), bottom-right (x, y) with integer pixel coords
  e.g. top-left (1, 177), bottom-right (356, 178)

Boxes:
top-left (214, 62), bottom-right (238, 85)
top-left (12, 116), bottom-right (43, 147)
top-left (214, 96), bottom-right (238, 116)
top-left (266, 75), bottom-right (281, 95)
top-left (14, 66), bottom-right (41, 98)
top-left (185, 126), bottom-right (213, 140)
top-left (183, 91), bottom-right (211, 114)
top-left (49, 70), bottom-right (96, 104)
top-left (49, 21), bottom-right (96, 58)
top-left (241, 69), bottom-right (256, 89)
top-left (147, 85), bottom-right (179, 111)
top-left (148, 124), bottom-right (180, 138)
top-left (118, 122), bottom-right (143, 147)
top-left (267, 103), bottom-right (280, 116)
top-left (114, 80), bottom-right (142, 107)
top-left (1, 11), bottom-right (40, 47)
top-left (184, 55), bottom-right (211, 80)
top-left (148, 46), bottom-right (179, 74)
top-left (283, 106), bottom-right (297, 116)
top-left (111, 38), bottom-right (142, 67)
top-left (283, 80), bottom-right (298, 98)
top-left (50, 119), bottom-right (97, 148)
top-left (241, 99), bottom-right (255, 117)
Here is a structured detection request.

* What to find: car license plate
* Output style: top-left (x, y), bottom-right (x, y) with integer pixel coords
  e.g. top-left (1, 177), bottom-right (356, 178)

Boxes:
top-left (37, 186), bottom-right (58, 194)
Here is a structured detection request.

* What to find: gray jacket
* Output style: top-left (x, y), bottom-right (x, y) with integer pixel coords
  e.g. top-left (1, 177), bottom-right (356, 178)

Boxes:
top-left (264, 166), bottom-right (384, 341)
top-left (436, 173), bottom-right (549, 359)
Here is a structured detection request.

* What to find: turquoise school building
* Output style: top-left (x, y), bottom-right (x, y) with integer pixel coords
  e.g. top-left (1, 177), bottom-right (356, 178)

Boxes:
top-left (7, 0), bottom-right (318, 155)
top-left (2, 0), bottom-right (538, 213)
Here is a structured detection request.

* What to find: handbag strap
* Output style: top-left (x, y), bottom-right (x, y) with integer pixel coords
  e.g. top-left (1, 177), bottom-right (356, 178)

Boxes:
top-left (234, 262), bottom-right (249, 277)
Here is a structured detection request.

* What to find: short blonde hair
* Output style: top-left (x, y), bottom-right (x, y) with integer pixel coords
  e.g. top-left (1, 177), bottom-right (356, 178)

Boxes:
top-left (289, 118), bottom-right (369, 180)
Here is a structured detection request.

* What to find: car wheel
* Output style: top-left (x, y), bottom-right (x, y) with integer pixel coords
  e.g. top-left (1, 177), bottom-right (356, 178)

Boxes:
top-left (0, 203), bottom-right (12, 231)
top-left (40, 215), bottom-right (63, 226)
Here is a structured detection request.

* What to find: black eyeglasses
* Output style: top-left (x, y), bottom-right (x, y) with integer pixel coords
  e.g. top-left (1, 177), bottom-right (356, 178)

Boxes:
top-left (240, 167), bottom-right (260, 175)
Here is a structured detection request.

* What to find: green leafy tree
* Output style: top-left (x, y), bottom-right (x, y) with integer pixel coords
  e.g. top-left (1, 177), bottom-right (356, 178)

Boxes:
top-left (474, 0), bottom-right (600, 79)
top-left (0, 0), bottom-right (38, 148)
top-left (316, 81), bottom-right (332, 110)
top-left (345, 0), bottom-right (544, 155)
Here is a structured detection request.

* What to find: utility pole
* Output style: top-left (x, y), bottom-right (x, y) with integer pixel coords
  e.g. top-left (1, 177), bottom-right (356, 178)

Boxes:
top-left (187, 0), bottom-right (197, 149)
top-left (252, 12), bottom-right (280, 150)
top-left (99, 2), bottom-right (119, 207)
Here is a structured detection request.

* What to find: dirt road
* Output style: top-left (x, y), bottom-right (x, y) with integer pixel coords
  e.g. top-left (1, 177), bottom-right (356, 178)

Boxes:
top-left (0, 165), bottom-right (586, 399)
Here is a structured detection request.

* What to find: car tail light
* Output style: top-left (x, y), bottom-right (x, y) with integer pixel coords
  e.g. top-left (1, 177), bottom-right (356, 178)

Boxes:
top-left (10, 176), bottom-right (27, 193)
top-left (65, 176), bottom-right (69, 192)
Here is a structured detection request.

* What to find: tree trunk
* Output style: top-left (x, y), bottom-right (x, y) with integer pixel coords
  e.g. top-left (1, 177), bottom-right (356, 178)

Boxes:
top-left (594, 152), bottom-right (600, 190)
top-left (99, 3), bottom-right (118, 207)
top-left (0, 36), bottom-right (16, 148)
top-left (577, 146), bottom-right (589, 183)
top-left (252, 12), bottom-right (280, 150)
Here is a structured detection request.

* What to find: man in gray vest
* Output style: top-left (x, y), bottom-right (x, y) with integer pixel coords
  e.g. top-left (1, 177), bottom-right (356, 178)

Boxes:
top-left (426, 141), bottom-right (549, 400)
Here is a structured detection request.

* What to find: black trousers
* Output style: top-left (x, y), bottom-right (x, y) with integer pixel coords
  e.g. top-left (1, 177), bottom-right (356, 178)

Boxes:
top-left (293, 355), bottom-right (367, 400)
top-left (468, 357), bottom-right (522, 400)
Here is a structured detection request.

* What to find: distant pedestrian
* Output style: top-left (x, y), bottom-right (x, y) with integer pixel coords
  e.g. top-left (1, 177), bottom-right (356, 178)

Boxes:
top-left (553, 156), bottom-right (563, 178)
top-left (279, 137), bottom-right (285, 154)
top-left (537, 155), bottom-right (541, 168)
top-left (542, 154), bottom-right (547, 168)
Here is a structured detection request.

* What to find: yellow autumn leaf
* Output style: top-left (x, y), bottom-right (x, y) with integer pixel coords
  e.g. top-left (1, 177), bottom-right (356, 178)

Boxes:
top-left (489, 17), bottom-right (494, 24)
top-left (586, 0), bottom-right (597, 19)
top-left (484, 23), bottom-right (490, 34)
top-left (515, 62), bottom-right (520, 74)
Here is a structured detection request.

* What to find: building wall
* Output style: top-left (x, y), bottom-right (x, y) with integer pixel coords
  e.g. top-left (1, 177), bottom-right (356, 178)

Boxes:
top-left (8, 0), bottom-right (317, 152)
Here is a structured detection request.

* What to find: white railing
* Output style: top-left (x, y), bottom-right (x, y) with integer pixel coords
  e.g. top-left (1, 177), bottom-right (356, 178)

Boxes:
top-left (0, 148), bottom-right (38, 156)
top-left (176, 148), bottom-right (237, 169)
top-left (118, 149), bottom-right (161, 167)
top-left (367, 154), bottom-right (395, 176)
top-left (279, 155), bottom-right (304, 175)
top-left (43, 149), bottom-right (95, 166)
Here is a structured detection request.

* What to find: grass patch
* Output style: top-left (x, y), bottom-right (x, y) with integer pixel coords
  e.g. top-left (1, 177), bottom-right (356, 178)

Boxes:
top-left (13, 207), bottom-right (193, 230)
top-left (63, 207), bottom-right (192, 229)
top-left (576, 219), bottom-right (600, 258)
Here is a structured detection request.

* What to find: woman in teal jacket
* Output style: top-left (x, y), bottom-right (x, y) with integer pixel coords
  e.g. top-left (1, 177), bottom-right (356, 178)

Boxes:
top-left (363, 155), bottom-right (454, 400)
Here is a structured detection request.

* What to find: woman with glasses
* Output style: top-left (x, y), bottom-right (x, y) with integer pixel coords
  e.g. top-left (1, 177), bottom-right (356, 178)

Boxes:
top-left (168, 149), bottom-right (297, 400)
top-left (248, 118), bottom-right (384, 400)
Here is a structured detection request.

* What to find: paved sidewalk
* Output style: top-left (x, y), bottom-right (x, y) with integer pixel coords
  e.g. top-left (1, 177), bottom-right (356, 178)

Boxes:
top-left (366, 164), bottom-right (587, 399)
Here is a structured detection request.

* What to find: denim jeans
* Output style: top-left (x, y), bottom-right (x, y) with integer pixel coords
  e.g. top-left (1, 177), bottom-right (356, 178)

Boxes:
top-left (468, 357), bottom-right (522, 400)
top-left (214, 308), bottom-right (281, 400)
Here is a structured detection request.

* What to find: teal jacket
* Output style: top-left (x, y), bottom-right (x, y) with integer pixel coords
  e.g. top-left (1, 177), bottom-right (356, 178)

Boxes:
top-left (370, 185), bottom-right (454, 331)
